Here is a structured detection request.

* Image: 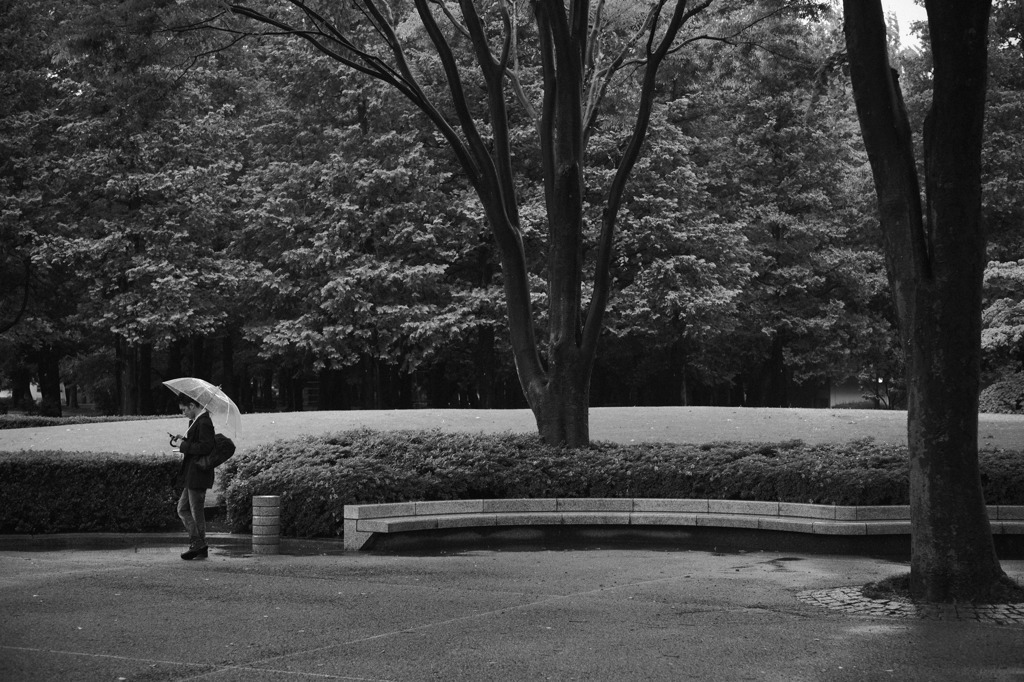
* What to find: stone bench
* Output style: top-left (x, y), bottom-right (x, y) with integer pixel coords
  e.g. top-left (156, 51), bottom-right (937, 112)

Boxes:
top-left (342, 498), bottom-right (1024, 551)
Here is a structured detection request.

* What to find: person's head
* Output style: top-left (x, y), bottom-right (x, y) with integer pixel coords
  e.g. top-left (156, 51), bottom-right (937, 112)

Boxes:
top-left (178, 395), bottom-right (201, 419)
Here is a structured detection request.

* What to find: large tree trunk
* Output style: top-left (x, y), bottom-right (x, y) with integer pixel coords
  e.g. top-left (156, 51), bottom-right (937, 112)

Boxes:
top-left (845, 0), bottom-right (1006, 601)
top-left (907, 283), bottom-right (1003, 600)
top-left (523, 352), bottom-right (591, 448)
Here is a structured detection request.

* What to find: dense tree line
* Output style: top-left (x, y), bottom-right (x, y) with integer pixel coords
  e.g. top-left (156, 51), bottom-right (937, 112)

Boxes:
top-left (0, 0), bottom-right (1020, 418)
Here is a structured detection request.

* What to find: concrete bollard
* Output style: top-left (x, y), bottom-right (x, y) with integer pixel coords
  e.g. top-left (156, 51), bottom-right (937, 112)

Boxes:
top-left (252, 495), bottom-right (281, 555)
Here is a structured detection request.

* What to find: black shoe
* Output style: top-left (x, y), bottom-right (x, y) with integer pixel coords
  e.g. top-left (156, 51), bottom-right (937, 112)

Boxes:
top-left (181, 544), bottom-right (209, 560)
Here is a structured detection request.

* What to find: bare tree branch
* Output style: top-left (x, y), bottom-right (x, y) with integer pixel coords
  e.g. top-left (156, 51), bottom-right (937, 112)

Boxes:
top-left (583, 0), bottom-right (712, 357)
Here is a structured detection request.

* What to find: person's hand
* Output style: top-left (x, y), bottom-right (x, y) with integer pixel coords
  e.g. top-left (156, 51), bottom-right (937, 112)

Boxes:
top-left (168, 433), bottom-right (183, 447)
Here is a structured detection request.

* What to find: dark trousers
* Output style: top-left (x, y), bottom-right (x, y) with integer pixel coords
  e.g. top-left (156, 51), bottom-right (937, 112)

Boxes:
top-left (177, 487), bottom-right (207, 548)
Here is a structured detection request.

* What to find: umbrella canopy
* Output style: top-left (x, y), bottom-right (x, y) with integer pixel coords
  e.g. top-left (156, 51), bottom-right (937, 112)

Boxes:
top-left (163, 377), bottom-right (241, 438)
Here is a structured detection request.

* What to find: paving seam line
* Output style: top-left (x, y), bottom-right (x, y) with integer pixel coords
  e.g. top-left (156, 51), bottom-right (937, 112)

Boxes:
top-left (179, 568), bottom-right (713, 679)
top-left (0, 644), bottom-right (395, 682)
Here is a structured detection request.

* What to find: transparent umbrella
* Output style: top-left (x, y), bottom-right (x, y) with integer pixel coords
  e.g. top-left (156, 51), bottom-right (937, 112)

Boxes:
top-left (162, 377), bottom-right (241, 438)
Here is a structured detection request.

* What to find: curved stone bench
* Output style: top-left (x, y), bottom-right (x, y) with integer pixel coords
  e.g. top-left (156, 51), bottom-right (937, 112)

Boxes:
top-left (342, 498), bottom-right (1024, 551)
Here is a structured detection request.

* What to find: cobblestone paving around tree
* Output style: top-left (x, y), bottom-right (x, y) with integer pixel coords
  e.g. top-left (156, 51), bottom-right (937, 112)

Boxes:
top-left (798, 586), bottom-right (1024, 625)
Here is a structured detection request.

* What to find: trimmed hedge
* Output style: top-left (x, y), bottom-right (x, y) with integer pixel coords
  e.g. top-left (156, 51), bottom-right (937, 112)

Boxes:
top-left (0, 451), bottom-right (180, 533)
top-left (4, 430), bottom-right (1022, 537)
top-left (220, 430), bottom-right (1024, 538)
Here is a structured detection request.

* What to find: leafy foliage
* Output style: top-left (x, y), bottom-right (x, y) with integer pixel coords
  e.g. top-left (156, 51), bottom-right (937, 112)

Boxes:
top-left (979, 373), bottom-right (1024, 415)
top-left (983, 261), bottom-right (1024, 374)
top-left (4, 0), bottom-right (1021, 420)
top-left (643, 3), bottom-right (896, 405)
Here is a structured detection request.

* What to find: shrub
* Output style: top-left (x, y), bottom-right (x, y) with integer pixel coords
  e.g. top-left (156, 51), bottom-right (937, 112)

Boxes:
top-left (979, 374), bottom-right (1024, 414)
top-left (0, 451), bottom-right (180, 533)
top-left (220, 430), bottom-right (1024, 537)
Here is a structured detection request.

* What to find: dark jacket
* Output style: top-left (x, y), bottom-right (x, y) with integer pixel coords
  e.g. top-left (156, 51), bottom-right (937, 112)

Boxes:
top-left (177, 411), bottom-right (216, 490)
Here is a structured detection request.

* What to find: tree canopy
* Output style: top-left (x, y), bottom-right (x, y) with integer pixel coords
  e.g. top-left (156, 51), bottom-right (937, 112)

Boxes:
top-left (1, 0), bottom-right (1020, 428)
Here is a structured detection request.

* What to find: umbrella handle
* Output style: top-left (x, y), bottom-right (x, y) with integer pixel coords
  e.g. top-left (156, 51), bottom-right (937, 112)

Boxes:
top-left (168, 433), bottom-right (182, 447)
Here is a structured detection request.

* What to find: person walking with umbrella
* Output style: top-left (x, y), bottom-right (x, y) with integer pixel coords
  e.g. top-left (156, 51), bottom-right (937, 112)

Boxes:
top-left (164, 378), bottom-right (241, 561)
top-left (170, 394), bottom-right (216, 560)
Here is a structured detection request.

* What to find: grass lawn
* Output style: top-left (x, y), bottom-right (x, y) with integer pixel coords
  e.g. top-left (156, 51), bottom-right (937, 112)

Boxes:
top-left (1, 406), bottom-right (1022, 456)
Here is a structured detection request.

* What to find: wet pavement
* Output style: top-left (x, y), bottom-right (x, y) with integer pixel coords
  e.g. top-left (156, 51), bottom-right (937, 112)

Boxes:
top-left (2, 536), bottom-right (1023, 681)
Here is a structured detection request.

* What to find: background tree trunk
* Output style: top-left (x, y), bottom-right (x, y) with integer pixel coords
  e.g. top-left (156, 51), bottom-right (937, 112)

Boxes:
top-left (116, 338), bottom-right (135, 416)
top-left (475, 326), bottom-right (496, 409)
top-left (9, 362), bottom-right (32, 409)
top-left (221, 334), bottom-right (236, 398)
top-left (190, 336), bottom-right (208, 380)
top-left (35, 345), bottom-right (62, 417)
top-left (138, 342), bottom-right (153, 415)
